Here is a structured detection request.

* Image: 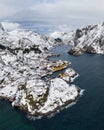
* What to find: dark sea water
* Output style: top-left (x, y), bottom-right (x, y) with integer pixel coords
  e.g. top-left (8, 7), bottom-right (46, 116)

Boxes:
top-left (0, 44), bottom-right (104, 130)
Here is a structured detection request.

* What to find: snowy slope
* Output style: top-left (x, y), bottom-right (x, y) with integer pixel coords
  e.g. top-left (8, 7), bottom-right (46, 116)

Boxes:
top-left (50, 22), bottom-right (104, 55)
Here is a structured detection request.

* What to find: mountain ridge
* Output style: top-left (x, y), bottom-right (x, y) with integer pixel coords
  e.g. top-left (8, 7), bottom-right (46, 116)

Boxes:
top-left (50, 22), bottom-right (104, 55)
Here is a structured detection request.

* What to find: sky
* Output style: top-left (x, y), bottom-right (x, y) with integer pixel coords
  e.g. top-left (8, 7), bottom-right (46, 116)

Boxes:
top-left (0, 0), bottom-right (104, 31)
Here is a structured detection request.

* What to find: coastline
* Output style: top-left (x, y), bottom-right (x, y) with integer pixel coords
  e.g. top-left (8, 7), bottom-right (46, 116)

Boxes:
top-left (1, 87), bottom-right (82, 120)
top-left (0, 23), bottom-right (83, 119)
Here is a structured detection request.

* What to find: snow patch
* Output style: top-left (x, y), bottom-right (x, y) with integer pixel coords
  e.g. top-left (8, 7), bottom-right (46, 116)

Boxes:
top-left (1, 22), bottom-right (20, 31)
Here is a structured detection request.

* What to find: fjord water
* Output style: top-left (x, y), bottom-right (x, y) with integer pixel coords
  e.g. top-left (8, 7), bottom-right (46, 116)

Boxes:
top-left (0, 45), bottom-right (104, 130)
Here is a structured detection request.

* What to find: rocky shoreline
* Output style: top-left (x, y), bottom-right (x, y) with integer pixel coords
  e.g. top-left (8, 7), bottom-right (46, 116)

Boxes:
top-left (27, 87), bottom-right (82, 119)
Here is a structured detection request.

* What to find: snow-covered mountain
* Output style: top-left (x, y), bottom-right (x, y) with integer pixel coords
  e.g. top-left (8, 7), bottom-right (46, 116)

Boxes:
top-left (0, 23), bottom-right (5, 35)
top-left (50, 22), bottom-right (104, 55)
top-left (0, 23), bottom-right (82, 118)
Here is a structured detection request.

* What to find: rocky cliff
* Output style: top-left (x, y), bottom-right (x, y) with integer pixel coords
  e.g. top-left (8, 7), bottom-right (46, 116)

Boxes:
top-left (50, 23), bottom-right (104, 55)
